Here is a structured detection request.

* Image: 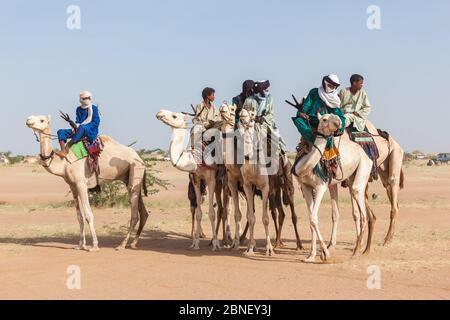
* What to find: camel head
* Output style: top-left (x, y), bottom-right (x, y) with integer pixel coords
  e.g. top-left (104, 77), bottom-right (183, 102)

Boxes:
top-left (26, 115), bottom-right (51, 133)
top-left (317, 113), bottom-right (342, 137)
top-left (239, 108), bottom-right (256, 129)
top-left (219, 103), bottom-right (237, 125)
top-left (156, 109), bottom-right (190, 129)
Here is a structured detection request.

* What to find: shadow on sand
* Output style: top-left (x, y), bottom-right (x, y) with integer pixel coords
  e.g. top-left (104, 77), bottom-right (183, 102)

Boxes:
top-left (0, 228), bottom-right (356, 263)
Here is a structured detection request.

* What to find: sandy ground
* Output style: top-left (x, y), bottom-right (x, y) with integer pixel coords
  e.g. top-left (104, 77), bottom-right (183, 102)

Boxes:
top-left (0, 161), bottom-right (449, 300)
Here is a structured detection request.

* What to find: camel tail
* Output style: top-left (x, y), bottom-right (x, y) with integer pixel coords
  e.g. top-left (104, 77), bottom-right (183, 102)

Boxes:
top-left (143, 170), bottom-right (148, 197)
top-left (399, 168), bottom-right (405, 190)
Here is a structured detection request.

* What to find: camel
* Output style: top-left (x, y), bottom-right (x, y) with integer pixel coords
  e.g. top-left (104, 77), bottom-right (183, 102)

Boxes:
top-left (237, 108), bottom-right (277, 256)
top-left (26, 115), bottom-right (149, 251)
top-left (155, 110), bottom-right (230, 251)
top-left (219, 103), bottom-right (302, 250)
top-left (218, 103), bottom-right (247, 249)
top-left (293, 113), bottom-right (373, 262)
top-left (323, 120), bottom-right (405, 251)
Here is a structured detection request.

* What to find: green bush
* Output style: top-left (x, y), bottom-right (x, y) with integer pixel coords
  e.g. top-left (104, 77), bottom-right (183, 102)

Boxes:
top-left (89, 149), bottom-right (170, 208)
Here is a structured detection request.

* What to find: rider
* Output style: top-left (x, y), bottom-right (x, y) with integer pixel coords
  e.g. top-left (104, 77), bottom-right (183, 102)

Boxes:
top-left (232, 80), bottom-right (255, 126)
top-left (339, 74), bottom-right (372, 132)
top-left (292, 74), bottom-right (346, 145)
top-left (193, 87), bottom-right (220, 130)
top-left (57, 91), bottom-right (100, 157)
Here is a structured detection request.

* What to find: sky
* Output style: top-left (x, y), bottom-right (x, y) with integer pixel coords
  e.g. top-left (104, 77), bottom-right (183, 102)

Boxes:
top-left (1, 0), bottom-right (449, 155)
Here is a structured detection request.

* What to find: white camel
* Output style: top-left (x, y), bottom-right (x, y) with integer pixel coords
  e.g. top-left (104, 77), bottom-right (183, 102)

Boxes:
top-left (26, 115), bottom-right (149, 251)
top-left (155, 110), bottom-right (228, 251)
top-left (293, 113), bottom-right (373, 262)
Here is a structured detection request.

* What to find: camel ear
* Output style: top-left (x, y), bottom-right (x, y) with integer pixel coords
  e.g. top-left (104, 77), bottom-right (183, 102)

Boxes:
top-left (47, 115), bottom-right (51, 122)
top-left (317, 113), bottom-right (322, 121)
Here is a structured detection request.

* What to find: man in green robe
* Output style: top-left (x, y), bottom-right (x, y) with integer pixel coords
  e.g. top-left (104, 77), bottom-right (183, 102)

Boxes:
top-left (292, 74), bottom-right (346, 144)
top-left (339, 74), bottom-right (372, 132)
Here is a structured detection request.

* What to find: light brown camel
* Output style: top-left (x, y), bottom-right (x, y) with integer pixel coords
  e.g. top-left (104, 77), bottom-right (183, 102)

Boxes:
top-left (237, 108), bottom-right (275, 256)
top-left (26, 115), bottom-right (149, 251)
top-left (324, 120), bottom-right (405, 252)
top-left (219, 103), bottom-right (303, 250)
top-left (293, 113), bottom-right (373, 262)
top-left (155, 110), bottom-right (229, 251)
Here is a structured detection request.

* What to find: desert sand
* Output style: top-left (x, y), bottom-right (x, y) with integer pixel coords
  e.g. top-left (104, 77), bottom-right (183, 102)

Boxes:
top-left (0, 161), bottom-right (449, 299)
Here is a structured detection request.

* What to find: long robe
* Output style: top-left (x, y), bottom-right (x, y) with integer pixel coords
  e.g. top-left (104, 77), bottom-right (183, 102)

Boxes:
top-left (292, 88), bottom-right (346, 143)
top-left (339, 88), bottom-right (372, 132)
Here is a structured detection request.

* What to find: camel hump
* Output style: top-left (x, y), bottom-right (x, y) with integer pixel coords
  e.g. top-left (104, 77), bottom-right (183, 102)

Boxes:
top-left (98, 135), bottom-right (117, 145)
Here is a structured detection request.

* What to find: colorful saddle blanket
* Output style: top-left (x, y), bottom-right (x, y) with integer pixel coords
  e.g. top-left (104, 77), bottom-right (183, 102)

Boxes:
top-left (69, 137), bottom-right (104, 174)
top-left (347, 127), bottom-right (379, 181)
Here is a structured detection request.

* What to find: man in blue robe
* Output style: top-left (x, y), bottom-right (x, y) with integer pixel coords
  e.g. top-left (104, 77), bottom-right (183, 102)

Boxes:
top-left (57, 91), bottom-right (100, 157)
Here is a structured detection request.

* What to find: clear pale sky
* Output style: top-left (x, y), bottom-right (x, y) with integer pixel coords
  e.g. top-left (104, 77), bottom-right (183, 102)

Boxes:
top-left (1, 0), bottom-right (449, 155)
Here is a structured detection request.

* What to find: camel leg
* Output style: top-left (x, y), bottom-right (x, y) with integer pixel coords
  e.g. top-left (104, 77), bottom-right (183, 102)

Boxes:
top-left (130, 192), bottom-right (150, 249)
top-left (117, 183), bottom-right (140, 250)
top-left (289, 199), bottom-right (303, 250)
top-left (240, 222), bottom-right (249, 245)
top-left (214, 180), bottom-right (223, 243)
top-left (328, 184), bottom-right (340, 250)
top-left (229, 181), bottom-right (243, 250)
top-left (76, 183), bottom-right (99, 252)
top-left (307, 185), bottom-right (330, 262)
top-left (302, 185), bottom-right (317, 262)
top-left (70, 185), bottom-right (87, 251)
top-left (349, 163), bottom-right (371, 255)
top-left (190, 206), bottom-right (195, 239)
top-left (221, 186), bottom-right (232, 246)
top-left (271, 207), bottom-right (280, 248)
top-left (189, 181), bottom-right (203, 250)
top-left (350, 194), bottom-right (362, 245)
top-left (261, 185), bottom-right (274, 256)
top-left (207, 177), bottom-right (220, 251)
top-left (243, 183), bottom-right (256, 256)
top-left (384, 150), bottom-right (403, 245)
top-left (275, 188), bottom-right (286, 248)
top-left (363, 186), bottom-right (376, 255)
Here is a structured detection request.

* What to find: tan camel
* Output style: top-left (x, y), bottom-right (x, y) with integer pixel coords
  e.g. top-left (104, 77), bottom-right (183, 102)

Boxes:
top-left (155, 110), bottom-right (229, 251)
top-left (325, 120), bottom-right (405, 252)
top-left (237, 108), bottom-right (274, 256)
top-left (26, 115), bottom-right (149, 251)
top-left (218, 103), bottom-right (247, 249)
top-left (219, 103), bottom-right (303, 250)
top-left (293, 113), bottom-right (373, 262)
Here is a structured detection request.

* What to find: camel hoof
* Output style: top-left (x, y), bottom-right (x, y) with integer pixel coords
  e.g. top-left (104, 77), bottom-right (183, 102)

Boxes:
top-left (115, 245), bottom-right (126, 251)
top-left (74, 245), bottom-right (88, 251)
top-left (89, 246), bottom-right (99, 252)
top-left (304, 255), bottom-right (315, 263)
top-left (231, 240), bottom-right (240, 251)
top-left (130, 243), bottom-right (138, 250)
top-left (243, 248), bottom-right (255, 256)
top-left (320, 249), bottom-right (330, 262)
top-left (189, 239), bottom-right (201, 250)
top-left (266, 247), bottom-right (275, 256)
top-left (211, 239), bottom-right (221, 251)
top-left (274, 241), bottom-right (285, 249)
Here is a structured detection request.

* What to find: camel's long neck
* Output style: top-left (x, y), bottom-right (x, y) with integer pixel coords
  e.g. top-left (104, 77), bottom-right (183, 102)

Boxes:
top-left (39, 129), bottom-right (66, 177)
top-left (169, 127), bottom-right (197, 172)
